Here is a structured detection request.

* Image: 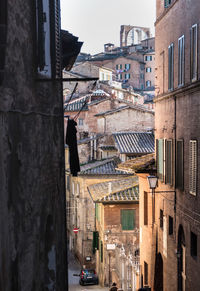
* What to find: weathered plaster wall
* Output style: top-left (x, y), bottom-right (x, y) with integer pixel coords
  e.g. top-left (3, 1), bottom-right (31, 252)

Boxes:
top-left (0, 1), bottom-right (67, 290)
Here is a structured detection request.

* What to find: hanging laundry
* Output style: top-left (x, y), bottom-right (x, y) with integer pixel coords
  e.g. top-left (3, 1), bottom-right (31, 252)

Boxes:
top-left (66, 119), bottom-right (80, 176)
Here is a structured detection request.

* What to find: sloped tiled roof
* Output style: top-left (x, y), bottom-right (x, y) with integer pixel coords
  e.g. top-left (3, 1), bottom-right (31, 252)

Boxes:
top-left (99, 145), bottom-right (117, 151)
top-left (117, 153), bottom-right (155, 173)
top-left (88, 177), bottom-right (139, 202)
top-left (113, 132), bottom-right (154, 154)
top-left (80, 157), bottom-right (129, 175)
top-left (95, 103), bottom-right (154, 117)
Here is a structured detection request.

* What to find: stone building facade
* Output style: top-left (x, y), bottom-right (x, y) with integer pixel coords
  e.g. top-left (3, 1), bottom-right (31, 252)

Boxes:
top-left (0, 1), bottom-right (81, 290)
top-left (144, 0), bottom-right (200, 290)
top-left (66, 156), bottom-right (132, 269)
top-left (88, 177), bottom-right (140, 290)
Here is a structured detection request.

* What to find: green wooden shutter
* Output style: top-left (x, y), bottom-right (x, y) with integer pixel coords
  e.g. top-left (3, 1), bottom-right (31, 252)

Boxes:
top-left (189, 140), bottom-right (197, 195)
top-left (176, 140), bottom-right (184, 189)
top-left (121, 209), bottom-right (135, 230)
top-left (166, 140), bottom-right (172, 184)
top-left (157, 139), bottom-right (164, 181)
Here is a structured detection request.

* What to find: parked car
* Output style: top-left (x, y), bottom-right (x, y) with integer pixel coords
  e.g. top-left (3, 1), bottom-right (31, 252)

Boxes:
top-left (79, 269), bottom-right (98, 285)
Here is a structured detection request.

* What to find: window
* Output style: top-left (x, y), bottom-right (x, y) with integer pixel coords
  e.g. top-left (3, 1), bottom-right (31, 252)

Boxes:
top-left (100, 241), bottom-right (103, 262)
top-left (160, 209), bottom-right (163, 229)
top-left (141, 84), bottom-right (144, 90)
top-left (119, 74), bottom-right (123, 79)
top-left (165, 140), bottom-right (172, 185)
top-left (145, 55), bottom-right (152, 61)
top-left (156, 139), bottom-right (164, 181)
top-left (144, 261), bottom-right (148, 285)
top-left (146, 80), bottom-right (151, 87)
top-left (92, 231), bottom-right (99, 253)
top-left (78, 118), bottom-right (83, 126)
top-left (72, 182), bottom-right (75, 195)
top-left (121, 209), bottom-right (135, 230)
top-left (169, 216), bottom-right (173, 235)
top-left (146, 67), bottom-right (152, 72)
top-left (120, 64), bottom-right (122, 69)
top-left (144, 191), bottom-right (148, 225)
top-left (190, 24), bottom-right (198, 82)
top-left (116, 64), bottom-right (119, 70)
top-left (164, 0), bottom-right (171, 8)
top-left (176, 140), bottom-right (184, 189)
top-left (125, 73), bottom-right (130, 79)
top-left (36, 0), bottom-right (61, 78)
top-left (66, 175), bottom-right (70, 190)
top-left (191, 231), bottom-right (197, 258)
top-left (178, 35), bottom-right (185, 86)
top-left (0, 0), bottom-right (7, 84)
top-left (140, 73), bottom-right (144, 79)
top-left (76, 183), bottom-right (80, 196)
top-left (189, 140), bottom-right (197, 195)
top-left (168, 43), bottom-right (174, 90)
top-left (125, 63), bottom-right (131, 70)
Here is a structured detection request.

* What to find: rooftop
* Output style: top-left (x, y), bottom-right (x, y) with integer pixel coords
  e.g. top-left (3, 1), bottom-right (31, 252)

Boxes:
top-left (88, 177), bottom-right (139, 203)
top-left (80, 157), bottom-right (130, 175)
top-left (113, 132), bottom-right (154, 154)
top-left (117, 153), bottom-right (155, 174)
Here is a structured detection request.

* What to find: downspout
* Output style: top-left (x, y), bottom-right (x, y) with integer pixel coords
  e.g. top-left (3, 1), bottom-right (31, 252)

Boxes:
top-left (103, 116), bottom-right (106, 134)
top-left (173, 95), bottom-right (177, 240)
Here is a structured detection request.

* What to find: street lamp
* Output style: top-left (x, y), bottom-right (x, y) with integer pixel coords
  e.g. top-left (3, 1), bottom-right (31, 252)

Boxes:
top-left (147, 175), bottom-right (158, 225)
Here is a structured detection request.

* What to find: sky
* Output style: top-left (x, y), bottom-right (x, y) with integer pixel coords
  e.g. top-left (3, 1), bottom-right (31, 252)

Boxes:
top-left (60, 0), bottom-right (156, 55)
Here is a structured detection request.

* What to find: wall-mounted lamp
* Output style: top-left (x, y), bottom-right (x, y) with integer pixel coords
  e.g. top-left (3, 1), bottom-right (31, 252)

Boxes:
top-left (147, 175), bottom-right (158, 225)
top-left (147, 175), bottom-right (158, 190)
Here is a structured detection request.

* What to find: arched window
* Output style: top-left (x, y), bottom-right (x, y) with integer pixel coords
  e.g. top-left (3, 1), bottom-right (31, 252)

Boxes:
top-left (0, 0), bottom-right (7, 84)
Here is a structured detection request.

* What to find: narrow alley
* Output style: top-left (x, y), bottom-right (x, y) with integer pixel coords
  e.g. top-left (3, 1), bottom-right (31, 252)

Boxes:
top-left (68, 250), bottom-right (109, 291)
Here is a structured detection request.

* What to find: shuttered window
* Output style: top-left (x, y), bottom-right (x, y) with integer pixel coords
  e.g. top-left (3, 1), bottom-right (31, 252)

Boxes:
top-left (121, 209), bottom-right (135, 230)
top-left (144, 261), bottom-right (148, 285)
top-left (168, 43), bottom-right (174, 90)
top-left (93, 231), bottom-right (99, 253)
top-left (176, 140), bottom-right (184, 189)
top-left (36, 0), bottom-right (61, 78)
top-left (95, 203), bottom-right (100, 222)
top-left (164, 0), bottom-right (171, 8)
top-left (50, 0), bottom-right (61, 78)
top-left (144, 191), bottom-right (148, 226)
top-left (189, 140), bottom-right (197, 195)
top-left (160, 209), bottom-right (163, 229)
top-left (190, 24), bottom-right (198, 82)
top-left (100, 241), bottom-right (103, 262)
top-left (156, 139), bottom-right (164, 181)
top-left (169, 216), bottom-right (173, 235)
top-left (178, 35), bottom-right (185, 86)
top-left (165, 140), bottom-right (172, 185)
top-left (0, 0), bottom-right (7, 85)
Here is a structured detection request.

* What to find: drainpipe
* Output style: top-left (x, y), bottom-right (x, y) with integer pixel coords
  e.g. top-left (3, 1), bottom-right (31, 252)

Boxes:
top-left (173, 95), bottom-right (177, 240)
top-left (103, 116), bottom-right (106, 133)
